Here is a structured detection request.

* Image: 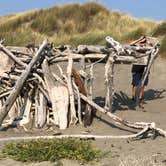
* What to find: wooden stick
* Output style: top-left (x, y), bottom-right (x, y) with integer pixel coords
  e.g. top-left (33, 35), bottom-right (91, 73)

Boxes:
top-left (0, 39), bottom-right (48, 126)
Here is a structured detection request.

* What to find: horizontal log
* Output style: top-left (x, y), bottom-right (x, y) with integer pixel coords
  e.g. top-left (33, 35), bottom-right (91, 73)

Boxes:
top-left (0, 128), bottom-right (151, 141)
top-left (49, 53), bottom-right (137, 64)
top-left (76, 45), bottom-right (106, 54)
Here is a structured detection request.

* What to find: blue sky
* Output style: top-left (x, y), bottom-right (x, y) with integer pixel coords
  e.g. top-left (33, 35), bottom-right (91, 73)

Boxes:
top-left (0, 0), bottom-right (165, 21)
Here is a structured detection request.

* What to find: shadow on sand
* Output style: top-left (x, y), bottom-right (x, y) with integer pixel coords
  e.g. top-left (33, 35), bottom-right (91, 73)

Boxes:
top-left (94, 88), bottom-right (166, 113)
top-left (93, 89), bottom-right (166, 131)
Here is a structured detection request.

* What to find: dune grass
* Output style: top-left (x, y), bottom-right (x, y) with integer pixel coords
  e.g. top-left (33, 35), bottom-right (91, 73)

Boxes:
top-left (152, 22), bottom-right (166, 58)
top-left (2, 139), bottom-right (106, 164)
top-left (0, 2), bottom-right (165, 57)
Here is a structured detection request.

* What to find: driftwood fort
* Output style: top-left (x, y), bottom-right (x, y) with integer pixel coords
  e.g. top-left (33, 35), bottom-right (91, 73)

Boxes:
top-left (0, 35), bottom-right (166, 140)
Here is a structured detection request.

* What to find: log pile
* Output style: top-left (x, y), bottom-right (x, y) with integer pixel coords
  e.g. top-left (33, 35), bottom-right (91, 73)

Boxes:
top-left (0, 36), bottom-right (165, 139)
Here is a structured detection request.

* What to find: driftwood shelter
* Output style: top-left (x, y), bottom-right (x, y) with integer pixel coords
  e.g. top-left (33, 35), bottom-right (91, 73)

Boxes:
top-left (0, 36), bottom-right (166, 140)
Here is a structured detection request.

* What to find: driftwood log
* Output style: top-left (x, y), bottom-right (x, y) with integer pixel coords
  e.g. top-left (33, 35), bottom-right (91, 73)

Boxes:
top-left (104, 54), bottom-right (115, 112)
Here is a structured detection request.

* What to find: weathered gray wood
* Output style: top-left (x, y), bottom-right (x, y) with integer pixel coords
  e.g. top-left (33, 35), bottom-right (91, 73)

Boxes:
top-left (80, 56), bottom-right (86, 84)
top-left (0, 39), bottom-right (48, 126)
top-left (84, 64), bottom-right (94, 126)
top-left (19, 95), bottom-right (32, 131)
top-left (77, 45), bottom-right (106, 54)
top-left (42, 59), bottom-right (59, 126)
top-left (104, 55), bottom-right (115, 112)
top-left (67, 54), bottom-right (78, 125)
top-left (35, 89), bottom-right (47, 128)
top-left (0, 44), bottom-right (27, 67)
top-left (72, 80), bottom-right (82, 125)
top-left (49, 53), bottom-right (137, 64)
top-left (42, 59), bottom-right (69, 129)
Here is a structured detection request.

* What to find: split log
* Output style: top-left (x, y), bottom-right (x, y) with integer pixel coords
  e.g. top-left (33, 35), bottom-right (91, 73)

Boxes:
top-left (53, 86), bottom-right (69, 129)
top-left (42, 59), bottom-right (59, 126)
top-left (42, 59), bottom-right (69, 129)
top-left (0, 39), bottom-right (48, 126)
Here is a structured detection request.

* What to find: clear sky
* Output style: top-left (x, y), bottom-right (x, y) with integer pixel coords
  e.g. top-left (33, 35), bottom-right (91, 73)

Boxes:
top-left (0, 0), bottom-right (165, 21)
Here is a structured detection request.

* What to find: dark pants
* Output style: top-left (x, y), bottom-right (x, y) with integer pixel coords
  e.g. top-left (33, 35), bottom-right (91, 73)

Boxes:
top-left (132, 73), bottom-right (148, 86)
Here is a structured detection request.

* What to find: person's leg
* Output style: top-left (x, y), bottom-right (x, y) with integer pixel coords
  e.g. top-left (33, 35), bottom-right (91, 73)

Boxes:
top-left (139, 85), bottom-right (145, 99)
top-left (139, 85), bottom-right (145, 108)
top-left (132, 85), bottom-right (137, 100)
top-left (131, 72), bottom-right (139, 100)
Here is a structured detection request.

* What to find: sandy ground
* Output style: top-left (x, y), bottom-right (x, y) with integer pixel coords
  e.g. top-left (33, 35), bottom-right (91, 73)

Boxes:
top-left (0, 57), bottom-right (166, 166)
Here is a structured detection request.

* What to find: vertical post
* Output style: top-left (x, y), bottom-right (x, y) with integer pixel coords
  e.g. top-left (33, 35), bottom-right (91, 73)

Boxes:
top-left (83, 64), bottom-right (94, 127)
top-left (104, 56), bottom-right (115, 112)
top-left (80, 56), bottom-right (86, 84)
top-left (87, 65), bottom-right (94, 101)
top-left (67, 53), bottom-right (78, 125)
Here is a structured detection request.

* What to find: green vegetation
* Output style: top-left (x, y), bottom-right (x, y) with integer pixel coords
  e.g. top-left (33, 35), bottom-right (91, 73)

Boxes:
top-left (153, 22), bottom-right (166, 36)
top-left (152, 22), bottom-right (166, 57)
top-left (158, 36), bottom-right (166, 56)
top-left (2, 139), bottom-right (106, 164)
top-left (0, 2), bottom-right (165, 57)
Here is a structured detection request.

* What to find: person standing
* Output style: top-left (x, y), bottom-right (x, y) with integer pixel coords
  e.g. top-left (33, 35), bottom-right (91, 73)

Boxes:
top-left (131, 64), bottom-right (149, 109)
